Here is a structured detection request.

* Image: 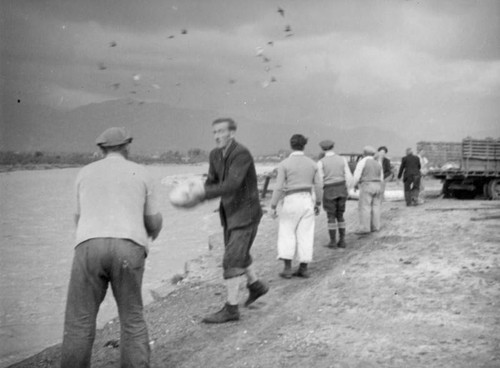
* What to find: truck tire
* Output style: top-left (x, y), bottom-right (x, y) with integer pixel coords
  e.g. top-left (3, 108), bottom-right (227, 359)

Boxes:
top-left (443, 180), bottom-right (453, 198)
top-left (488, 179), bottom-right (500, 200)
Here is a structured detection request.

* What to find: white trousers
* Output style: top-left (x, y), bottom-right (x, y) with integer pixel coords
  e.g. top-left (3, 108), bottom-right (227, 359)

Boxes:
top-left (277, 193), bottom-right (315, 263)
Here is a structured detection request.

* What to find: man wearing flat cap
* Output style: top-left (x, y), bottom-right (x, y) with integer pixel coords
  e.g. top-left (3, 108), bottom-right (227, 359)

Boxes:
top-left (61, 127), bottom-right (163, 367)
top-left (317, 140), bottom-right (353, 248)
top-left (353, 146), bottom-right (383, 235)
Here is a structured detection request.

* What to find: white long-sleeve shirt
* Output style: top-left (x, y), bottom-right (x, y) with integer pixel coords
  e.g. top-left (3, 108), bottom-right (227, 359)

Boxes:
top-left (353, 156), bottom-right (383, 187)
top-left (317, 151), bottom-right (353, 188)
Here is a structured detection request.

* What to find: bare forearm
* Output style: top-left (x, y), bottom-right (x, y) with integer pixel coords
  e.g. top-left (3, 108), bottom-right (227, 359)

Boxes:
top-left (144, 213), bottom-right (163, 240)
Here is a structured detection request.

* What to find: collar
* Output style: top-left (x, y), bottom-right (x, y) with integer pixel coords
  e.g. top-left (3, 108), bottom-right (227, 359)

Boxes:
top-left (105, 152), bottom-right (126, 160)
top-left (222, 139), bottom-right (236, 157)
top-left (290, 151), bottom-right (305, 156)
top-left (324, 151), bottom-right (336, 157)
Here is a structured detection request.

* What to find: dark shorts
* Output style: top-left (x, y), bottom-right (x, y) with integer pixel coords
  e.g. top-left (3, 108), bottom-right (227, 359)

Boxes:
top-left (222, 221), bottom-right (260, 279)
top-left (323, 183), bottom-right (347, 221)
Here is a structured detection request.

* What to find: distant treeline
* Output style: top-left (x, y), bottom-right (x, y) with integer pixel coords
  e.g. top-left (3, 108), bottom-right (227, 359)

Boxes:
top-left (0, 149), bottom-right (210, 171)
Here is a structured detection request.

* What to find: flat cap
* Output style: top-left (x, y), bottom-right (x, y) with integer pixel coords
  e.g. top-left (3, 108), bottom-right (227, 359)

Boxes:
top-left (96, 127), bottom-right (133, 147)
top-left (363, 145), bottom-right (376, 155)
top-left (319, 139), bottom-right (334, 150)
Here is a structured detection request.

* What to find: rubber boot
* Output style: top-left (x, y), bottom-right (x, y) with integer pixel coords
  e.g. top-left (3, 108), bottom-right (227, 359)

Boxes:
top-left (337, 228), bottom-right (346, 248)
top-left (327, 230), bottom-right (337, 248)
top-left (244, 280), bottom-right (269, 307)
top-left (293, 263), bottom-right (310, 278)
top-left (202, 303), bottom-right (240, 324)
top-left (279, 259), bottom-right (293, 279)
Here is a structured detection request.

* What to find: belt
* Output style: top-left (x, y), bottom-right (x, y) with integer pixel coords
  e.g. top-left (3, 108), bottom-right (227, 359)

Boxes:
top-left (284, 188), bottom-right (311, 196)
top-left (323, 181), bottom-right (346, 189)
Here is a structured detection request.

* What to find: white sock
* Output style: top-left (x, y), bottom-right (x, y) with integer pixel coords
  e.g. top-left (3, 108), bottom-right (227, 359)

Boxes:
top-left (226, 276), bottom-right (243, 305)
top-left (245, 264), bottom-right (258, 285)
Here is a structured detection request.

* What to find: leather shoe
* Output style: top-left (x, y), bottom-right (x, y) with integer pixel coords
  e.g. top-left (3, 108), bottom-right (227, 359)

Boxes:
top-left (202, 303), bottom-right (240, 324)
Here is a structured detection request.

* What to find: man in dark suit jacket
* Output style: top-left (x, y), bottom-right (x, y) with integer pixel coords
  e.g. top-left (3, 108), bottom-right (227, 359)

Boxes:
top-left (397, 148), bottom-right (421, 206)
top-left (199, 117), bottom-right (268, 323)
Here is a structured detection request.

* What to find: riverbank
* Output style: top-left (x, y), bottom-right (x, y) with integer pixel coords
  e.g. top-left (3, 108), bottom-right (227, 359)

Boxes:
top-left (9, 189), bottom-right (500, 368)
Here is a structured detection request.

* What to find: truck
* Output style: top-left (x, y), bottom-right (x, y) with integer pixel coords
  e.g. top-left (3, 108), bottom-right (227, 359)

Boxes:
top-left (419, 138), bottom-right (500, 200)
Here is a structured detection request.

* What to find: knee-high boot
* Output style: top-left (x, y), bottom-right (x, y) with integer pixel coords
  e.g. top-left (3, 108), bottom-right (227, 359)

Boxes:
top-left (328, 230), bottom-right (337, 248)
top-left (337, 228), bottom-right (346, 248)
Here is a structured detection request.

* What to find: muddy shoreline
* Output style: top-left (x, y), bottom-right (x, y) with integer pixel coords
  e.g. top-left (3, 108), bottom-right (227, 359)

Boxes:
top-left (9, 190), bottom-right (500, 368)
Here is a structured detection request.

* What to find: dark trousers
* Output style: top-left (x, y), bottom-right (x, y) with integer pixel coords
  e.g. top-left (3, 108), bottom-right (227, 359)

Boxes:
top-left (404, 174), bottom-right (421, 205)
top-left (61, 238), bottom-right (149, 368)
top-left (324, 197), bottom-right (347, 224)
top-left (323, 184), bottom-right (347, 229)
top-left (223, 221), bottom-right (260, 279)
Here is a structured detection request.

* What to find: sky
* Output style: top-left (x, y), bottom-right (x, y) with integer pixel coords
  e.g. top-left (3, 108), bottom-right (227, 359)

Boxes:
top-left (2, 0), bottom-right (500, 142)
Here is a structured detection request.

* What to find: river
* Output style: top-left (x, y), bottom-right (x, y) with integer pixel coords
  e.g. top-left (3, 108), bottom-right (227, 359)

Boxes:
top-left (0, 163), bottom-right (275, 367)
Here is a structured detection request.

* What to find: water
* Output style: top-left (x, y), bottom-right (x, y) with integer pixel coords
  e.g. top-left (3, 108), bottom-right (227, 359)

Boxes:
top-left (0, 163), bottom-right (231, 367)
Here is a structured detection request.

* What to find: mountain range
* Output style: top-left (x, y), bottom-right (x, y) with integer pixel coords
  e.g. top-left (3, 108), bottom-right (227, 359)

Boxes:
top-left (3, 99), bottom-right (418, 157)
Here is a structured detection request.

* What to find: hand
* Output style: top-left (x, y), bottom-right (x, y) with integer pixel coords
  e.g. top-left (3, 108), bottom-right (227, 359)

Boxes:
top-left (314, 205), bottom-right (320, 216)
top-left (189, 180), bottom-right (205, 201)
top-left (269, 208), bottom-right (278, 219)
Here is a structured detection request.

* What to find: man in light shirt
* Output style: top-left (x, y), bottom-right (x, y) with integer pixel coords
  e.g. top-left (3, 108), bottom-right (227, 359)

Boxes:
top-left (61, 127), bottom-right (163, 367)
top-left (353, 146), bottom-right (383, 235)
top-left (317, 140), bottom-right (353, 248)
top-left (270, 134), bottom-right (323, 278)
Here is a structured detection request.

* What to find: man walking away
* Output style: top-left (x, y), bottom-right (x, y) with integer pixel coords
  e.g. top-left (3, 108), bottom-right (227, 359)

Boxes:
top-left (397, 147), bottom-right (421, 206)
top-left (193, 118), bottom-right (269, 324)
top-left (377, 146), bottom-right (393, 201)
top-left (61, 127), bottom-right (163, 368)
top-left (269, 134), bottom-right (323, 278)
top-left (317, 140), bottom-right (353, 248)
top-left (353, 146), bottom-right (383, 235)
top-left (417, 149), bottom-right (429, 204)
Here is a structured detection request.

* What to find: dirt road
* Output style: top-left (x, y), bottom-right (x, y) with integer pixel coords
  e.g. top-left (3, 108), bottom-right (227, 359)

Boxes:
top-left (11, 191), bottom-right (500, 368)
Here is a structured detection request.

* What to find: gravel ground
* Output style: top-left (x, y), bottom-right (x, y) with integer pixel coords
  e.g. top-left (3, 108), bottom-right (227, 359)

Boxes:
top-left (10, 183), bottom-right (500, 368)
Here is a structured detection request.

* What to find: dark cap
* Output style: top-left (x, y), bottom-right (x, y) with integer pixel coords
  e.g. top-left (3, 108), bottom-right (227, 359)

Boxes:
top-left (319, 139), bottom-right (334, 150)
top-left (96, 127), bottom-right (133, 147)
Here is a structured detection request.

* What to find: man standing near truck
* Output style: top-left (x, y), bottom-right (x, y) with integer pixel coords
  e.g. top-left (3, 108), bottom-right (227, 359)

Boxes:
top-left (397, 148), bottom-right (421, 206)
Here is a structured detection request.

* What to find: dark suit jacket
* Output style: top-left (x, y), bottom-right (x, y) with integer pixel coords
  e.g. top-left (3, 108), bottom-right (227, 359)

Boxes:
top-left (204, 140), bottom-right (262, 230)
top-left (397, 154), bottom-right (421, 180)
top-left (381, 157), bottom-right (392, 179)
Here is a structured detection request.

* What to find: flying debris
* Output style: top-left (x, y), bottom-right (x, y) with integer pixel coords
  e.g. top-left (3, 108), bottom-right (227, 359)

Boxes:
top-left (130, 91), bottom-right (137, 94)
top-left (152, 84), bottom-right (161, 89)
top-left (111, 83), bottom-right (120, 90)
top-left (277, 7), bottom-right (285, 17)
top-left (133, 74), bottom-right (141, 81)
top-left (138, 101), bottom-right (145, 105)
top-left (270, 76), bottom-right (277, 82)
top-left (261, 80), bottom-right (270, 88)
top-left (109, 41), bottom-right (117, 47)
top-left (267, 41), bottom-right (274, 46)
top-left (168, 35), bottom-right (175, 39)
top-left (181, 29), bottom-right (188, 34)
top-left (284, 25), bottom-right (292, 33)
top-left (285, 33), bottom-right (294, 38)
top-left (256, 46), bottom-right (264, 56)
top-left (228, 79), bottom-right (236, 84)
top-left (263, 57), bottom-right (271, 63)
top-left (98, 62), bottom-right (107, 70)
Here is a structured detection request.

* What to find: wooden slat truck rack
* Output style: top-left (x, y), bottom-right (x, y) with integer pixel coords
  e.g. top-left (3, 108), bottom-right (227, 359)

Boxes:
top-left (421, 138), bottom-right (500, 200)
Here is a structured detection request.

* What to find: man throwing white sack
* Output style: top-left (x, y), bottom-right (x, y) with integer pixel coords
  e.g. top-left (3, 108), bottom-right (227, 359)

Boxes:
top-left (171, 117), bottom-right (268, 324)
